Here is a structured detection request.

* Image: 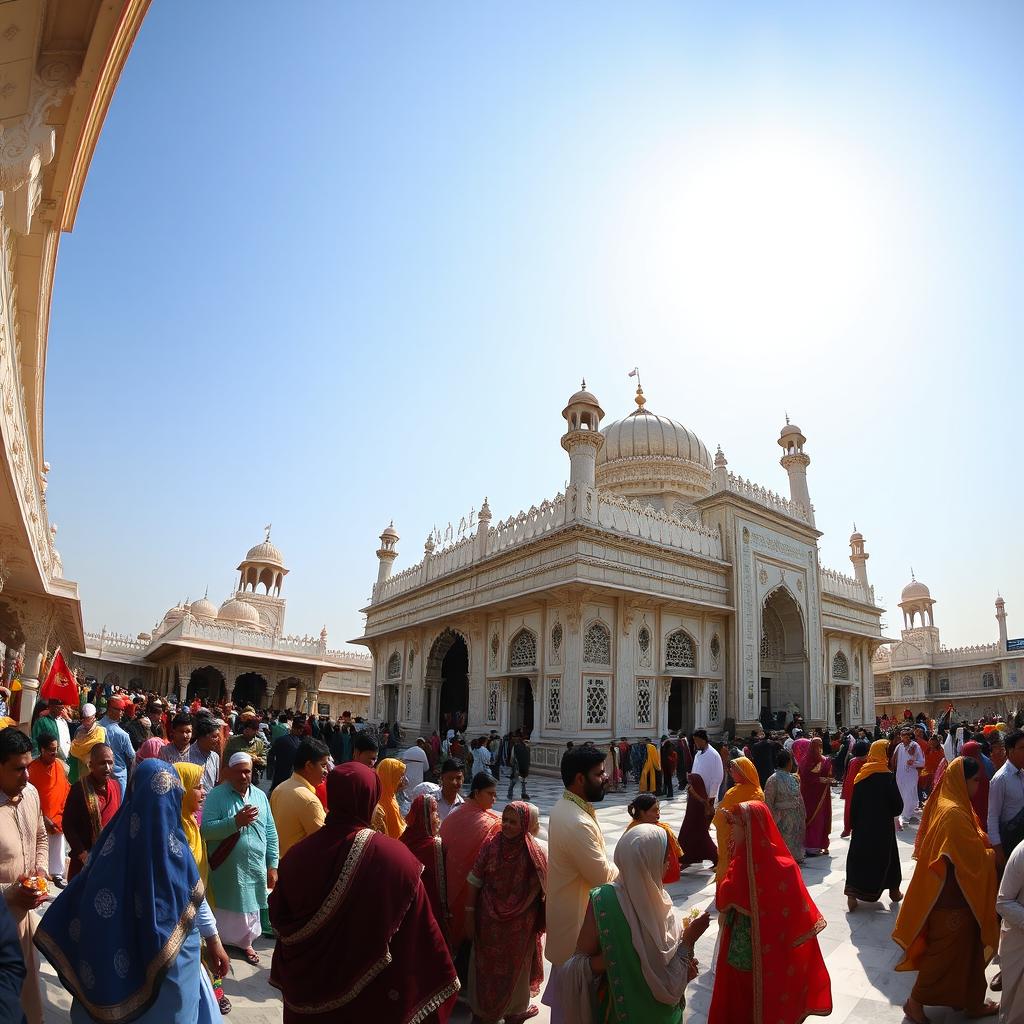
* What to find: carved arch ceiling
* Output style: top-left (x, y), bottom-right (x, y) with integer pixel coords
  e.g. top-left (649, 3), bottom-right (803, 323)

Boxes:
top-left (425, 626), bottom-right (471, 678)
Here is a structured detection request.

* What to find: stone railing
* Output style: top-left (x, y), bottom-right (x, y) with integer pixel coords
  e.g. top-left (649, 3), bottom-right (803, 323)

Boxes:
top-left (83, 630), bottom-right (150, 655)
top-left (595, 491), bottom-right (723, 559)
top-left (719, 472), bottom-right (811, 524)
top-left (819, 567), bottom-right (877, 606)
top-left (934, 643), bottom-right (1001, 665)
top-left (371, 485), bottom-right (725, 605)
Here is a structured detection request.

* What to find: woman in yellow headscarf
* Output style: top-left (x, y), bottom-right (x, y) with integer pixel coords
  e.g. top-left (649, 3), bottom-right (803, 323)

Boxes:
top-left (371, 757), bottom-right (407, 838)
top-left (174, 762), bottom-right (208, 883)
top-left (712, 756), bottom-right (764, 882)
top-left (893, 756), bottom-right (999, 1024)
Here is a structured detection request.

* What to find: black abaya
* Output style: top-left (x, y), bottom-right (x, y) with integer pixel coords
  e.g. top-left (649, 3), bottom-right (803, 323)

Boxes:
top-left (844, 771), bottom-right (904, 901)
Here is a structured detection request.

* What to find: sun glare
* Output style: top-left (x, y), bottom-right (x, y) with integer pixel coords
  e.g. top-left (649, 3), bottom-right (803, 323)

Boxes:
top-left (610, 128), bottom-right (884, 351)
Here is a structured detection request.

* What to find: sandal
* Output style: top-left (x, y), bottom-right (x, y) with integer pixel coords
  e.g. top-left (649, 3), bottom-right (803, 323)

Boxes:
top-left (242, 948), bottom-right (260, 967)
top-left (991, 971), bottom-right (1002, 992)
top-left (218, 995), bottom-right (232, 1015)
top-left (902, 1000), bottom-right (930, 1024)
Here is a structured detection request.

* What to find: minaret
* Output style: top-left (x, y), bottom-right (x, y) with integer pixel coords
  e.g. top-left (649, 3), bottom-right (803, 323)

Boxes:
top-left (375, 522), bottom-right (399, 587)
top-left (849, 524), bottom-right (870, 592)
top-left (997, 595), bottom-right (1008, 648)
top-left (561, 380), bottom-right (605, 489)
top-left (713, 445), bottom-right (728, 491)
top-left (777, 416), bottom-right (814, 526)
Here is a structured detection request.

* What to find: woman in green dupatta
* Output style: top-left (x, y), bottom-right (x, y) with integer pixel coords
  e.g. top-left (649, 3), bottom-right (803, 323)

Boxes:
top-left (574, 824), bottom-right (710, 1022)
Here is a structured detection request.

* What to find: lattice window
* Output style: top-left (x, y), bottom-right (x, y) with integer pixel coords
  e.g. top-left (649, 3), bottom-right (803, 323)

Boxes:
top-left (708, 681), bottom-right (721, 723)
top-left (637, 626), bottom-right (651, 656)
top-left (489, 632), bottom-right (499, 670)
top-left (832, 652), bottom-right (850, 680)
top-left (551, 622), bottom-right (563, 664)
top-left (983, 672), bottom-right (998, 689)
top-left (386, 652), bottom-right (402, 680)
top-left (939, 677), bottom-right (949, 693)
top-left (404, 687), bottom-right (412, 720)
top-left (584, 677), bottom-right (609, 726)
top-left (665, 630), bottom-right (696, 669)
top-left (635, 678), bottom-right (653, 727)
top-left (901, 675), bottom-right (914, 692)
top-left (584, 622), bottom-right (611, 665)
top-left (546, 676), bottom-right (561, 726)
top-left (509, 629), bottom-right (537, 670)
top-left (851, 686), bottom-right (860, 718)
top-left (760, 625), bottom-right (780, 661)
top-left (487, 681), bottom-right (500, 723)
top-left (710, 634), bottom-right (721, 671)
top-left (875, 677), bottom-right (891, 698)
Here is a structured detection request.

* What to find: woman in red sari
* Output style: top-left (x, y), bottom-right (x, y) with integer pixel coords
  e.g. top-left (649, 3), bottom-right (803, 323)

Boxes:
top-left (799, 736), bottom-right (833, 856)
top-left (840, 739), bottom-right (870, 838)
top-left (269, 763), bottom-right (458, 1024)
top-left (464, 801), bottom-right (547, 1024)
top-left (401, 793), bottom-right (449, 945)
top-left (960, 740), bottom-right (991, 823)
top-left (709, 801), bottom-right (832, 1024)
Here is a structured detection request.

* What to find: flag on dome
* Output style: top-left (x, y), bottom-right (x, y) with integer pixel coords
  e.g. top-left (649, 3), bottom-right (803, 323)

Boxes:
top-left (40, 649), bottom-right (78, 705)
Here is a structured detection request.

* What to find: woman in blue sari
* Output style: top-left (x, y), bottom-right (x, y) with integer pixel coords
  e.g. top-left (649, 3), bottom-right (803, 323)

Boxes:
top-left (34, 758), bottom-right (231, 1023)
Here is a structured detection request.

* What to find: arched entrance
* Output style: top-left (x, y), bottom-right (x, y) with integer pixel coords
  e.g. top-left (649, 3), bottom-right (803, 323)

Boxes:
top-left (232, 672), bottom-right (267, 709)
top-left (511, 677), bottom-right (534, 735)
top-left (668, 679), bottom-right (694, 734)
top-left (427, 629), bottom-right (469, 734)
top-left (188, 666), bottom-right (225, 702)
top-left (760, 587), bottom-right (807, 723)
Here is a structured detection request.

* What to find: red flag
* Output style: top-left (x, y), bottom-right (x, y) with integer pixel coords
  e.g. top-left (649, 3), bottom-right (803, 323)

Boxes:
top-left (40, 649), bottom-right (79, 705)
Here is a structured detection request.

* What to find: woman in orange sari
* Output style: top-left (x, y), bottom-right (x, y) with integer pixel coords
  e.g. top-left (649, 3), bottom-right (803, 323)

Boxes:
top-left (626, 793), bottom-right (683, 883)
top-left (708, 801), bottom-right (832, 1024)
top-left (711, 756), bottom-right (764, 883)
top-left (893, 756), bottom-right (999, 1023)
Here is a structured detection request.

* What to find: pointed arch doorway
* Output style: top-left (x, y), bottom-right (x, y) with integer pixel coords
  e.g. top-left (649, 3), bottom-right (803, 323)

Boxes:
top-left (427, 629), bottom-right (469, 734)
top-left (760, 587), bottom-right (807, 724)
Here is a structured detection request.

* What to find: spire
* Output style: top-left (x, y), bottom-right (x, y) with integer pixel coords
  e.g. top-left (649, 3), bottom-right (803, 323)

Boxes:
top-left (264, 523), bottom-right (272, 542)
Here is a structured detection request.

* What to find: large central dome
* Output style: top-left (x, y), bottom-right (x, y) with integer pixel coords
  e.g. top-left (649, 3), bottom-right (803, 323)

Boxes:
top-left (596, 391), bottom-right (713, 513)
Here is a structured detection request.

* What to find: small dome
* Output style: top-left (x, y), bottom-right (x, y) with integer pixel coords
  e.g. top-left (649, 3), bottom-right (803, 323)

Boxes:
top-left (901, 579), bottom-right (932, 603)
top-left (162, 605), bottom-right (185, 626)
top-left (380, 522), bottom-right (399, 540)
top-left (566, 387), bottom-right (601, 407)
top-left (244, 540), bottom-right (285, 567)
top-left (218, 598), bottom-right (262, 628)
top-left (190, 596), bottom-right (218, 621)
top-left (599, 409), bottom-right (712, 470)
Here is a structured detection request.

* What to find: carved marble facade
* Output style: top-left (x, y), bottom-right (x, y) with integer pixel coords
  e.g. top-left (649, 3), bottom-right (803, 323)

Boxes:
top-left (358, 383), bottom-right (885, 768)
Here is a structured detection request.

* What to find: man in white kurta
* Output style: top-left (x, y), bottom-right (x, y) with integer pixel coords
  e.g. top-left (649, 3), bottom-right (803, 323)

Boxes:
top-left (692, 737), bottom-right (725, 804)
top-left (892, 727), bottom-right (925, 825)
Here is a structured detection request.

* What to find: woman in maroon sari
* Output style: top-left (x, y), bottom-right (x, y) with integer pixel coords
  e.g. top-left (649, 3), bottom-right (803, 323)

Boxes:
top-left (799, 736), bottom-right (833, 856)
top-left (401, 793), bottom-right (450, 945)
top-left (269, 763), bottom-right (458, 1023)
top-left (960, 740), bottom-right (990, 823)
top-left (464, 801), bottom-right (547, 1024)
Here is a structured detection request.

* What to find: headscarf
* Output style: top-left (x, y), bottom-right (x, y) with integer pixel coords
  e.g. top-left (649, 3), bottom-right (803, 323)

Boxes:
top-left (612, 824), bottom-right (687, 1005)
top-left (791, 736), bottom-right (811, 768)
top-left (134, 736), bottom-right (164, 767)
top-left (893, 758), bottom-right (998, 970)
top-left (400, 795), bottom-right (447, 943)
top-left (69, 718), bottom-right (107, 769)
top-left (714, 801), bottom-right (831, 1023)
top-left (173, 762), bottom-right (207, 884)
top-left (854, 739), bottom-right (892, 786)
top-left (269, 763), bottom-right (458, 1021)
top-left (34, 760), bottom-right (202, 1023)
top-left (959, 741), bottom-right (990, 822)
top-left (373, 758), bottom-right (406, 838)
top-left (712, 756), bottom-right (764, 882)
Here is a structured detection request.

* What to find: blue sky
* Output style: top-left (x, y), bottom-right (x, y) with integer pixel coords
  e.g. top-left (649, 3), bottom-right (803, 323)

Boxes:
top-left (45, 2), bottom-right (1023, 648)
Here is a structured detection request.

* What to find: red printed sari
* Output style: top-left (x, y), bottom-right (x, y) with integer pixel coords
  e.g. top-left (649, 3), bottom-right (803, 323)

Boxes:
top-left (709, 801), bottom-right (832, 1024)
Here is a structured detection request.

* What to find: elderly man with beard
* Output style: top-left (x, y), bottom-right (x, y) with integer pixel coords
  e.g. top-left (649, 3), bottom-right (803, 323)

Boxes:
top-left (542, 744), bottom-right (617, 1023)
top-left (61, 743), bottom-right (120, 880)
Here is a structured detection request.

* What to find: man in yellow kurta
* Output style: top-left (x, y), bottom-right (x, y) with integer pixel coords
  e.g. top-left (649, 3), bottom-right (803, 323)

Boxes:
top-left (0, 727), bottom-right (48, 1024)
top-left (269, 738), bottom-right (329, 859)
top-left (543, 745), bottom-right (617, 1015)
top-left (639, 737), bottom-right (661, 793)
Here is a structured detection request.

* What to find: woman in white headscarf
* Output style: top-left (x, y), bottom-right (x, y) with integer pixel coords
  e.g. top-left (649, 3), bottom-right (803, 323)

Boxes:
top-left (569, 824), bottom-right (710, 1023)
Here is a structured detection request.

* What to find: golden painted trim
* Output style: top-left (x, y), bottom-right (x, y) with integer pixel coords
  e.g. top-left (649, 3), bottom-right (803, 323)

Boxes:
top-left (35, 877), bottom-right (202, 1022)
top-left (275, 949), bottom-right (393, 1014)
top-left (278, 828), bottom-right (372, 945)
top-left (408, 978), bottom-right (460, 1024)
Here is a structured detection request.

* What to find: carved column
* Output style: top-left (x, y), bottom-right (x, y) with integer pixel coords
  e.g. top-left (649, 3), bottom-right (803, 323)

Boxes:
top-left (19, 608), bottom-right (54, 725)
top-left (562, 596), bottom-right (583, 736)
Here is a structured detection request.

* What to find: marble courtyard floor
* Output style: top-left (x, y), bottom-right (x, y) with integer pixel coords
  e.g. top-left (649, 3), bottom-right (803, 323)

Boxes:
top-left (37, 770), bottom-right (998, 1023)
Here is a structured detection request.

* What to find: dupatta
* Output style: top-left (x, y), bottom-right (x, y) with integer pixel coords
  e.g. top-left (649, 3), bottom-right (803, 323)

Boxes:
top-left (712, 802), bottom-right (831, 1024)
top-left (853, 739), bottom-right (891, 786)
top-left (174, 762), bottom-right (207, 884)
top-left (712, 757), bottom-right (764, 882)
top-left (35, 760), bottom-right (203, 1023)
top-left (439, 799), bottom-right (501, 949)
top-left (798, 738), bottom-right (832, 820)
top-left (374, 757), bottom-right (406, 838)
top-left (894, 757), bottom-right (999, 970)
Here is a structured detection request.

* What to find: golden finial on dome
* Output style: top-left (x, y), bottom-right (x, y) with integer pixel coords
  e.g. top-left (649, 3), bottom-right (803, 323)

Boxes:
top-left (628, 367), bottom-right (646, 410)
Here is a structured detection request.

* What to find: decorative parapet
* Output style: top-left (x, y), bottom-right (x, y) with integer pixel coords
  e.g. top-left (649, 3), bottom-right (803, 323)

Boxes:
top-left (370, 484), bottom-right (724, 606)
top-left (934, 642), bottom-right (1001, 664)
top-left (717, 471), bottom-right (811, 524)
top-left (819, 567), bottom-right (878, 606)
top-left (83, 629), bottom-right (149, 655)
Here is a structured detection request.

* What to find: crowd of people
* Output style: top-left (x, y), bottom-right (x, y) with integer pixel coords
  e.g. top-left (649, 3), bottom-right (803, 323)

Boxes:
top-left (0, 684), bottom-right (1019, 1022)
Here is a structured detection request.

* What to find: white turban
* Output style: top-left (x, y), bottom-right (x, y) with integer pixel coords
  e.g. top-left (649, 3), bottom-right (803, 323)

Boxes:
top-left (82, 703), bottom-right (97, 718)
top-left (228, 752), bottom-right (253, 768)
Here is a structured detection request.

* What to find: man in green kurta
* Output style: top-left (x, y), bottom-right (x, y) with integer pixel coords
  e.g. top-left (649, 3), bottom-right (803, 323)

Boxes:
top-left (200, 751), bottom-right (279, 965)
